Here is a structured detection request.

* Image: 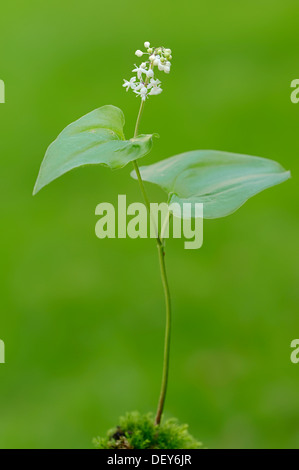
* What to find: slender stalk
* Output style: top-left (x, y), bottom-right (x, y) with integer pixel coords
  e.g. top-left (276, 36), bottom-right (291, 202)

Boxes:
top-left (133, 100), bottom-right (145, 139)
top-left (132, 100), bottom-right (172, 425)
top-left (132, 100), bottom-right (161, 244)
top-left (155, 243), bottom-right (171, 425)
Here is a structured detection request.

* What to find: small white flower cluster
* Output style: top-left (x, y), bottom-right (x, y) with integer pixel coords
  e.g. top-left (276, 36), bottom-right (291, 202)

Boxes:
top-left (123, 41), bottom-right (172, 101)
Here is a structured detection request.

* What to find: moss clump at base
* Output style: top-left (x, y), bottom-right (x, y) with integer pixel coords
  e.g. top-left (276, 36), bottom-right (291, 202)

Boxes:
top-left (93, 412), bottom-right (202, 449)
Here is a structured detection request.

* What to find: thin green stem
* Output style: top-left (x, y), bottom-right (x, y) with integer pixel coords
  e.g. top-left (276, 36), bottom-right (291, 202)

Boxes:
top-left (134, 100), bottom-right (145, 138)
top-left (132, 100), bottom-right (161, 244)
top-left (131, 99), bottom-right (172, 425)
top-left (155, 243), bottom-right (171, 425)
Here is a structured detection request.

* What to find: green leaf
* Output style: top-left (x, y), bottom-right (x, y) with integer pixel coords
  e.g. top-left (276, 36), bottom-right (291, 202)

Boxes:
top-left (33, 105), bottom-right (155, 195)
top-left (131, 150), bottom-right (290, 219)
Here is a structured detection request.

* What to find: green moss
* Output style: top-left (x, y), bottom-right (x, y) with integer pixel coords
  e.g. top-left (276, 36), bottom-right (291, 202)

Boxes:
top-left (93, 412), bottom-right (202, 449)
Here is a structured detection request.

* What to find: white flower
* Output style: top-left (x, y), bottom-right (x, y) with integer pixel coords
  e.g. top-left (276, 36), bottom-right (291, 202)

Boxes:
top-left (123, 43), bottom-right (172, 100)
top-left (148, 78), bottom-right (161, 89)
top-left (148, 78), bottom-right (163, 95)
top-left (146, 69), bottom-right (154, 78)
top-left (134, 86), bottom-right (148, 101)
top-left (149, 86), bottom-right (162, 96)
top-left (134, 81), bottom-right (143, 91)
top-left (122, 77), bottom-right (136, 91)
top-left (132, 64), bottom-right (147, 79)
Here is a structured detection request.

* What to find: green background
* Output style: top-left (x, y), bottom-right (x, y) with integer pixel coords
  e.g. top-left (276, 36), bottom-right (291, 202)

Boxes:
top-left (0, 0), bottom-right (298, 449)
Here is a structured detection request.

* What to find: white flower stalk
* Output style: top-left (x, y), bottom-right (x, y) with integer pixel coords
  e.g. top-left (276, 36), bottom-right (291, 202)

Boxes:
top-left (123, 41), bottom-right (172, 101)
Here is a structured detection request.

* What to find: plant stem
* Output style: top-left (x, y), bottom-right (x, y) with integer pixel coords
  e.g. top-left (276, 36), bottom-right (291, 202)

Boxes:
top-left (132, 100), bottom-right (161, 244)
top-left (134, 100), bottom-right (145, 139)
top-left (155, 242), bottom-right (171, 425)
top-left (132, 99), bottom-right (172, 426)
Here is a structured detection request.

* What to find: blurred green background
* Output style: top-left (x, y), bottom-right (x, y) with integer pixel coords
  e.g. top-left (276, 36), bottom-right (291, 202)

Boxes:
top-left (0, 0), bottom-right (298, 449)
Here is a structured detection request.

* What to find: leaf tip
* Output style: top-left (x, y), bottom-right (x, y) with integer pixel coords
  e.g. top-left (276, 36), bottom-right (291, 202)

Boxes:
top-left (32, 177), bottom-right (42, 196)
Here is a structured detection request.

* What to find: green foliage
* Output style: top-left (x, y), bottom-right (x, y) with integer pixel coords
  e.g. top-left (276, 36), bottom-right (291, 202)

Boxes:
top-left (33, 102), bottom-right (290, 222)
top-left (132, 150), bottom-right (290, 218)
top-left (93, 412), bottom-right (202, 449)
top-left (33, 105), bottom-right (155, 195)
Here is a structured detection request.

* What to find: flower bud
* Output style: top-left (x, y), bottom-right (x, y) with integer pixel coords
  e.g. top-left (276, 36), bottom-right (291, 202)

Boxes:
top-left (164, 65), bottom-right (170, 73)
top-left (135, 50), bottom-right (143, 57)
top-left (164, 48), bottom-right (171, 55)
top-left (144, 41), bottom-right (150, 48)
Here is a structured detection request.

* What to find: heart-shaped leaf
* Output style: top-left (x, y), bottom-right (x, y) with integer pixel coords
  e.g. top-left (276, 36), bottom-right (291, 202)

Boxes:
top-left (131, 150), bottom-right (290, 218)
top-left (33, 105), bottom-right (155, 195)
